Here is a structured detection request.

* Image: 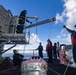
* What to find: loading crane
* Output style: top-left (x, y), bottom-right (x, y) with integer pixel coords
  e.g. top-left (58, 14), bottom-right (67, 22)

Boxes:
top-left (0, 6), bottom-right (56, 61)
top-left (24, 17), bottom-right (56, 29)
top-left (0, 17), bottom-right (56, 55)
top-left (26, 16), bottom-right (38, 20)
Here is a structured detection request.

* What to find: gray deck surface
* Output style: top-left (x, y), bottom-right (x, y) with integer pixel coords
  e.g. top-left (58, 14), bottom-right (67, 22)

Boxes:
top-left (0, 59), bottom-right (76, 75)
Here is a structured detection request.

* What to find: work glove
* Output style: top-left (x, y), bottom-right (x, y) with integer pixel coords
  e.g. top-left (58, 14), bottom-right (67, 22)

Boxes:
top-left (63, 25), bottom-right (66, 28)
top-left (30, 22), bottom-right (32, 24)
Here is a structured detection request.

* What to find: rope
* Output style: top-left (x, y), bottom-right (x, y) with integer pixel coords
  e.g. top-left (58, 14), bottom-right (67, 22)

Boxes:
top-left (25, 19), bottom-right (38, 44)
top-left (36, 19), bottom-right (38, 40)
top-left (48, 66), bottom-right (62, 75)
top-left (63, 58), bottom-right (72, 75)
top-left (27, 28), bottom-right (30, 43)
top-left (46, 15), bottom-right (70, 75)
top-left (48, 23), bottom-right (53, 39)
top-left (32, 19), bottom-right (37, 23)
top-left (63, 65), bottom-right (69, 75)
top-left (23, 44), bottom-right (26, 57)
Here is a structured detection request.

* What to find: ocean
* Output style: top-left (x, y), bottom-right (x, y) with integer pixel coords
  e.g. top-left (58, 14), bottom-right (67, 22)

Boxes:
top-left (2, 49), bottom-right (76, 68)
top-left (2, 50), bottom-right (48, 59)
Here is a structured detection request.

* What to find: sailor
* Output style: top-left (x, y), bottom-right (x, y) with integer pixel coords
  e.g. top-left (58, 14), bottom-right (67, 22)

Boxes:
top-left (13, 50), bottom-right (24, 66)
top-left (16, 10), bottom-right (31, 33)
top-left (56, 42), bottom-right (61, 58)
top-left (53, 43), bottom-right (57, 60)
top-left (63, 25), bottom-right (76, 64)
top-left (46, 39), bottom-right (53, 63)
top-left (36, 42), bottom-right (43, 58)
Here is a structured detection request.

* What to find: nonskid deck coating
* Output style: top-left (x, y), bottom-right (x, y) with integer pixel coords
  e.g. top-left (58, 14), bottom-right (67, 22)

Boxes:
top-left (0, 59), bottom-right (76, 75)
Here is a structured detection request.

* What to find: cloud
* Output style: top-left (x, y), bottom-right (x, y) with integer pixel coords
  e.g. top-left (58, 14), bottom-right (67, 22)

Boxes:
top-left (55, 13), bottom-right (64, 24)
top-left (23, 33), bottom-right (41, 50)
top-left (52, 29), bottom-right (71, 44)
top-left (30, 33), bottom-right (40, 44)
top-left (55, 0), bottom-right (76, 44)
top-left (26, 33), bottom-right (47, 50)
top-left (56, 0), bottom-right (76, 28)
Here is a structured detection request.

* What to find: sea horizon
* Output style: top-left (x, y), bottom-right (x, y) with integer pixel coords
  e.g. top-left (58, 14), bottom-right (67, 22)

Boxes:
top-left (2, 50), bottom-right (48, 59)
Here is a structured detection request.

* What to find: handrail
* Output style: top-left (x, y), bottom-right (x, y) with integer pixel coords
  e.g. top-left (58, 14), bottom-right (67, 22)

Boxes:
top-left (1, 44), bottom-right (16, 54)
top-left (0, 42), bottom-right (9, 48)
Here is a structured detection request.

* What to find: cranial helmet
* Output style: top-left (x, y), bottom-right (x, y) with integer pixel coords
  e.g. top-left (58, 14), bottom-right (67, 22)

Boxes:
top-left (23, 10), bottom-right (27, 14)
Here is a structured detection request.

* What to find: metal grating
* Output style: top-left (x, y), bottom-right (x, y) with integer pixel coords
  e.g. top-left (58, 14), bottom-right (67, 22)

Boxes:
top-left (0, 33), bottom-right (28, 44)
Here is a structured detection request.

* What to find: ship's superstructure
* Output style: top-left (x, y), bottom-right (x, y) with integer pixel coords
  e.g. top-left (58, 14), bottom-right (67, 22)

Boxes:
top-left (0, 5), bottom-right (55, 61)
top-left (0, 5), bottom-right (27, 56)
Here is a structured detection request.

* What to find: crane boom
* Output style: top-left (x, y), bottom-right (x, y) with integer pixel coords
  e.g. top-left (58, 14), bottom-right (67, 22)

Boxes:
top-left (24, 17), bottom-right (56, 29)
top-left (26, 16), bottom-right (38, 19)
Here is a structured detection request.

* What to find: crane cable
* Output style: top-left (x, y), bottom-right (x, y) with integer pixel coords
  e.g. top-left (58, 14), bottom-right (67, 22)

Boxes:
top-left (47, 1), bottom-right (70, 75)
top-left (28, 28), bottom-right (30, 43)
top-left (47, 22), bottom-right (71, 75)
top-left (23, 44), bottom-right (26, 58)
top-left (23, 19), bottom-right (38, 58)
top-left (26, 18), bottom-right (38, 44)
top-left (48, 23), bottom-right (54, 39)
top-left (36, 19), bottom-right (38, 40)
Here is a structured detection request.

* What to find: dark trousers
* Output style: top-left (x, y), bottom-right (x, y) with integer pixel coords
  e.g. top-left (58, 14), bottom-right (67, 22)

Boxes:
top-left (54, 53), bottom-right (57, 60)
top-left (57, 51), bottom-right (59, 58)
top-left (73, 45), bottom-right (76, 63)
top-left (39, 50), bottom-right (43, 58)
top-left (47, 50), bottom-right (52, 62)
top-left (16, 25), bottom-right (24, 33)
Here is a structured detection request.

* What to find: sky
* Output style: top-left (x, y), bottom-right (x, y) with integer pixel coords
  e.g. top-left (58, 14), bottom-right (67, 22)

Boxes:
top-left (0, 0), bottom-right (76, 50)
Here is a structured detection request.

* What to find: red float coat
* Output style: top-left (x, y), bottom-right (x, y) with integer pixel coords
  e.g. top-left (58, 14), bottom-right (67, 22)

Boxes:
top-left (46, 43), bottom-right (53, 51)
